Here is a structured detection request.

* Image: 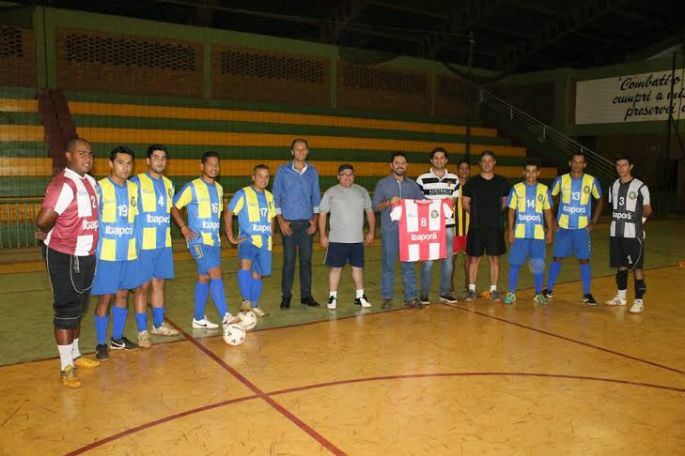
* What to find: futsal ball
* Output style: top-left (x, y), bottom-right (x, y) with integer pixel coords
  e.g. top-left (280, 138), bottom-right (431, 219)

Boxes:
top-left (223, 324), bottom-right (246, 346)
top-left (238, 310), bottom-right (258, 331)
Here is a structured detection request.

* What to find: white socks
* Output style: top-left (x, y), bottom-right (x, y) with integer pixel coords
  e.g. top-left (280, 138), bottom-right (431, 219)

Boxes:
top-left (58, 344), bottom-right (73, 371)
top-left (356, 289), bottom-right (364, 298)
top-left (72, 338), bottom-right (81, 359)
top-left (329, 291), bottom-right (337, 298)
top-left (490, 285), bottom-right (497, 292)
top-left (618, 289), bottom-right (627, 300)
top-left (468, 284), bottom-right (476, 291)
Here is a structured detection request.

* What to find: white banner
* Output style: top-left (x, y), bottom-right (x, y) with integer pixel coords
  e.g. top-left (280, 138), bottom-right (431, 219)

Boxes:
top-left (575, 69), bottom-right (685, 124)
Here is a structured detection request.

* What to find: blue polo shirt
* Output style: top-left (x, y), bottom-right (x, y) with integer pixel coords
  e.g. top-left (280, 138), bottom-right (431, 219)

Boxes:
top-left (272, 161), bottom-right (321, 221)
top-left (372, 175), bottom-right (424, 232)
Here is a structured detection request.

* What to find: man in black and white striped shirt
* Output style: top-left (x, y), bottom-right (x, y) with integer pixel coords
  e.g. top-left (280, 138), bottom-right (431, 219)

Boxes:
top-left (605, 155), bottom-right (652, 314)
top-left (416, 147), bottom-right (459, 304)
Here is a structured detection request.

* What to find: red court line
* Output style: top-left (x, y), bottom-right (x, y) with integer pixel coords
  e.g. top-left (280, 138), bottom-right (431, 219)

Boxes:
top-left (441, 302), bottom-right (685, 376)
top-left (165, 318), bottom-right (347, 456)
top-left (62, 370), bottom-right (685, 455)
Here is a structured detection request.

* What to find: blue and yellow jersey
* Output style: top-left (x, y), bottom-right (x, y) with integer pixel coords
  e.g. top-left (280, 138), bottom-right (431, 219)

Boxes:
top-left (228, 186), bottom-right (276, 251)
top-left (173, 178), bottom-right (223, 246)
top-left (551, 173), bottom-right (602, 229)
top-left (508, 182), bottom-right (552, 240)
top-left (96, 177), bottom-right (138, 261)
top-left (131, 173), bottom-right (174, 251)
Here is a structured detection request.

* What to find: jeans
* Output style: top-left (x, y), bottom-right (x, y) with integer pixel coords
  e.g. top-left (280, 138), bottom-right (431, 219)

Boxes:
top-left (421, 227), bottom-right (455, 296)
top-left (381, 228), bottom-right (418, 301)
top-left (281, 220), bottom-right (313, 299)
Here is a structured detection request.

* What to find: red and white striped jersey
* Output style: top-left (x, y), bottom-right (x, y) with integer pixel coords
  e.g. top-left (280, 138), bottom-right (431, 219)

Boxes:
top-left (390, 199), bottom-right (452, 262)
top-left (42, 168), bottom-right (99, 256)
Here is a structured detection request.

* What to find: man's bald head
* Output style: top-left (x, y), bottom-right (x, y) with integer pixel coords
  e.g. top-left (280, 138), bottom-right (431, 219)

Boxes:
top-left (65, 137), bottom-right (90, 153)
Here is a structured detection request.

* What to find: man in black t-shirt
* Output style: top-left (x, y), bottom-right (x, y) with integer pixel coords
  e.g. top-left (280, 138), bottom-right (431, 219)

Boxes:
top-left (462, 151), bottom-right (510, 301)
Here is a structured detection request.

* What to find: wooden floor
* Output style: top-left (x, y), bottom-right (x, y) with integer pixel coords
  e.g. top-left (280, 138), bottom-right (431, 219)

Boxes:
top-left (1, 267), bottom-right (684, 455)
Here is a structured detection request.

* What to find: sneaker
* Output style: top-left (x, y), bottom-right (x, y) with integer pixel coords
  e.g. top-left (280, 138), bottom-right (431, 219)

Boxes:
top-left (95, 343), bottom-right (109, 361)
top-left (327, 295), bottom-right (337, 310)
top-left (439, 293), bottom-right (458, 304)
top-left (533, 293), bottom-right (548, 305)
top-left (381, 298), bottom-right (392, 310)
top-left (406, 298), bottom-right (424, 309)
top-left (192, 316), bottom-right (219, 329)
top-left (354, 295), bottom-right (372, 308)
top-left (583, 294), bottom-right (597, 306)
top-left (137, 330), bottom-right (151, 349)
top-left (222, 313), bottom-right (242, 327)
top-left (301, 296), bottom-right (321, 307)
top-left (629, 299), bottom-right (644, 314)
top-left (111, 337), bottom-right (139, 351)
top-left (542, 288), bottom-right (554, 299)
top-left (605, 295), bottom-right (627, 306)
top-left (419, 295), bottom-right (430, 305)
top-left (252, 307), bottom-right (266, 318)
top-left (490, 290), bottom-right (502, 302)
top-left (61, 365), bottom-right (81, 388)
top-left (503, 292), bottom-right (516, 305)
top-left (463, 289), bottom-right (477, 301)
top-left (240, 299), bottom-right (252, 312)
top-left (74, 356), bottom-right (100, 369)
top-left (150, 321), bottom-right (179, 336)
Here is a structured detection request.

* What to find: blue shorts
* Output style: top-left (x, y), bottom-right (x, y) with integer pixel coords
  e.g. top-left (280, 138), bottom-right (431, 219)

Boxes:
top-left (509, 238), bottom-right (546, 266)
top-left (325, 242), bottom-right (364, 268)
top-left (238, 243), bottom-right (272, 276)
top-left (552, 228), bottom-right (591, 260)
top-left (137, 247), bottom-right (175, 283)
top-left (190, 244), bottom-right (222, 276)
top-left (92, 259), bottom-right (141, 295)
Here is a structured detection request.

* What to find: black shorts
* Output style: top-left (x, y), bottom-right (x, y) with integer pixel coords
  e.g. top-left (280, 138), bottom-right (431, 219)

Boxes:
top-left (45, 246), bottom-right (96, 329)
top-left (610, 237), bottom-right (645, 269)
top-left (466, 227), bottom-right (506, 257)
top-left (325, 242), bottom-right (364, 268)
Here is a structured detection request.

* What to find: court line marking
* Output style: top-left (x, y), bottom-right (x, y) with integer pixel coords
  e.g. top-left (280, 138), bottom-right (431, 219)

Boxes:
top-left (61, 370), bottom-right (685, 454)
top-left (441, 302), bottom-right (685, 376)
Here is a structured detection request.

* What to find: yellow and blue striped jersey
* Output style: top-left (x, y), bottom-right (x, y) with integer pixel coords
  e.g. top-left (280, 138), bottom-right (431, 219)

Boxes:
top-left (131, 173), bottom-right (174, 250)
top-left (551, 173), bottom-right (602, 229)
top-left (173, 178), bottom-right (223, 247)
top-left (508, 182), bottom-right (552, 240)
top-left (96, 177), bottom-right (138, 261)
top-left (228, 186), bottom-right (275, 251)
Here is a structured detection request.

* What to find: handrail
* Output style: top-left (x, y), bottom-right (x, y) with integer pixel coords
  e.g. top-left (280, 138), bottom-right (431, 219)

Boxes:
top-left (477, 88), bottom-right (616, 179)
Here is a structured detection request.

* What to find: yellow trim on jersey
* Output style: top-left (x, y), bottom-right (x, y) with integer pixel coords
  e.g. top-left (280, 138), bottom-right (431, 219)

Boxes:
top-left (553, 174), bottom-right (597, 229)
top-left (190, 178), bottom-right (223, 219)
top-left (510, 182), bottom-right (550, 240)
top-left (138, 173), bottom-right (173, 213)
top-left (240, 186), bottom-right (275, 250)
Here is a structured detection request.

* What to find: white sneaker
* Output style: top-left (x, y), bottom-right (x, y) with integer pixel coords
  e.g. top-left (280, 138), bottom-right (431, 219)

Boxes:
top-left (327, 296), bottom-right (337, 310)
top-left (222, 313), bottom-right (242, 327)
top-left (354, 295), bottom-right (372, 308)
top-left (605, 295), bottom-right (627, 306)
top-left (192, 316), bottom-right (219, 329)
top-left (629, 299), bottom-right (644, 314)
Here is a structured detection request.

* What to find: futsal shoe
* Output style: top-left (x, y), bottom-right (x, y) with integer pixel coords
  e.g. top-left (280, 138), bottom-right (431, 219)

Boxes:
top-left (280, 296), bottom-right (291, 309)
top-left (542, 289), bottom-right (554, 299)
top-left (381, 298), bottom-right (393, 309)
top-left (605, 295), bottom-right (627, 306)
top-left (503, 292), bottom-right (516, 305)
top-left (463, 289), bottom-right (477, 301)
top-left (301, 296), bottom-right (320, 307)
top-left (490, 290), bottom-right (502, 302)
top-left (137, 330), bottom-right (151, 349)
top-left (150, 321), bottom-right (179, 336)
top-left (354, 295), bottom-right (372, 308)
top-left (582, 294), bottom-right (597, 306)
top-left (95, 343), bottom-right (109, 361)
top-left (222, 313), bottom-right (242, 327)
top-left (439, 293), bottom-right (458, 304)
top-left (240, 299), bottom-right (252, 312)
top-left (629, 299), bottom-right (644, 314)
top-left (74, 356), bottom-right (100, 369)
top-left (327, 295), bottom-right (337, 310)
top-left (61, 365), bottom-right (81, 389)
top-left (192, 316), bottom-right (219, 329)
top-left (419, 295), bottom-right (430, 306)
top-left (252, 307), bottom-right (266, 318)
top-left (533, 293), bottom-right (548, 305)
top-left (110, 336), bottom-right (140, 351)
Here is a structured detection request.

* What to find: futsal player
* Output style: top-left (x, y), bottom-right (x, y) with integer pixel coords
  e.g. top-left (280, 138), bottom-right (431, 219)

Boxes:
top-left (605, 155), bottom-right (651, 314)
top-left (92, 146), bottom-right (143, 360)
top-left (504, 161), bottom-right (554, 305)
top-left (451, 159), bottom-right (471, 294)
top-left (36, 138), bottom-right (100, 387)
top-left (543, 152), bottom-right (603, 305)
top-left (225, 164), bottom-right (276, 318)
top-left (171, 151), bottom-right (241, 330)
top-left (131, 145), bottom-right (178, 349)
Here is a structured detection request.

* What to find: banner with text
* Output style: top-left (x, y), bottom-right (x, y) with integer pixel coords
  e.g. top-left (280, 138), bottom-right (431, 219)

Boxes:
top-left (575, 69), bottom-right (685, 124)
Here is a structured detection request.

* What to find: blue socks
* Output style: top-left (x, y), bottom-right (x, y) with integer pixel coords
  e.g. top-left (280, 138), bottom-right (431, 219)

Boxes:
top-left (533, 272), bottom-right (544, 294)
top-left (580, 263), bottom-right (591, 295)
top-left (250, 276), bottom-right (263, 308)
top-left (111, 306), bottom-right (128, 340)
top-left (95, 315), bottom-right (109, 345)
top-left (194, 281), bottom-right (209, 320)
top-left (152, 307), bottom-right (164, 328)
top-left (508, 265), bottom-right (520, 293)
top-left (135, 312), bottom-right (147, 332)
top-left (547, 260), bottom-right (561, 291)
top-left (209, 278), bottom-right (228, 318)
top-left (238, 269), bottom-right (251, 301)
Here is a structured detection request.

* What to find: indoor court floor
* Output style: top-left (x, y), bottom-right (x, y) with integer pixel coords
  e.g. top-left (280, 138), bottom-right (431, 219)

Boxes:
top-left (0, 220), bottom-right (684, 455)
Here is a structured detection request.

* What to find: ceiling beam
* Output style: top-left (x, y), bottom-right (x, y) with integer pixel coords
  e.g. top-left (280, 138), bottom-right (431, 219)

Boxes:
top-left (319, 0), bottom-right (369, 44)
top-left (572, 30), bottom-right (637, 48)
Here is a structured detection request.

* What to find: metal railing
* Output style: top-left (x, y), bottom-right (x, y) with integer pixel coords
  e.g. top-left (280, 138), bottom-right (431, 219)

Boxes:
top-left (478, 88), bottom-right (616, 179)
top-left (0, 197), bottom-right (42, 249)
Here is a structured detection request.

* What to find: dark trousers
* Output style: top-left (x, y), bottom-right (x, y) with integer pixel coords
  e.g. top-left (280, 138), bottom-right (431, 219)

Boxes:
top-left (44, 246), bottom-right (96, 329)
top-left (281, 220), bottom-right (313, 299)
